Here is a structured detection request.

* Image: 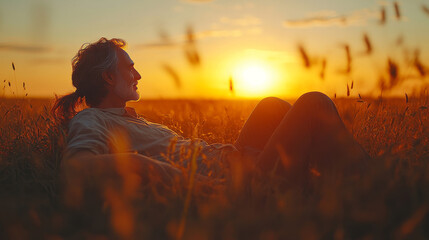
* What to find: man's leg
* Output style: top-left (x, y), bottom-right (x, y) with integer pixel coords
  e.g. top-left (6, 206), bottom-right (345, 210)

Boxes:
top-left (234, 97), bottom-right (291, 153)
top-left (256, 92), bottom-right (370, 185)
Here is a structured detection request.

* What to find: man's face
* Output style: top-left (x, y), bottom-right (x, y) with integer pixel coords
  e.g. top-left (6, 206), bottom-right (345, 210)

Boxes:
top-left (109, 48), bottom-right (141, 103)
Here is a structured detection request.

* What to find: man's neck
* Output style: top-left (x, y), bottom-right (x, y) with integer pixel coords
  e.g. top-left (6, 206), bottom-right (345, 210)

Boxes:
top-left (96, 94), bottom-right (126, 109)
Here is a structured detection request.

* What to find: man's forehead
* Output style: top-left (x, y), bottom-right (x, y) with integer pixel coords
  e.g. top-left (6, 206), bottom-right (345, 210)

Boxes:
top-left (116, 48), bottom-right (134, 65)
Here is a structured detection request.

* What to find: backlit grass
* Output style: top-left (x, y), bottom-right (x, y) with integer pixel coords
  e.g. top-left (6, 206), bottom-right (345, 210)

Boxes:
top-left (0, 96), bottom-right (428, 239)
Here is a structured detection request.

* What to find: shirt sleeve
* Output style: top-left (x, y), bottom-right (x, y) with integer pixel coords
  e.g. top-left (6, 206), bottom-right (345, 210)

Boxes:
top-left (63, 110), bottom-right (110, 158)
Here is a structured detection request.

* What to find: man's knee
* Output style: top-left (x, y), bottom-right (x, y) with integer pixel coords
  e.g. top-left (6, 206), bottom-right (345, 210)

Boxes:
top-left (295, 91), bottom-right (334, 109)
top-left (257, 97), bottom-right (291, 112)
top-left (292, 92), bottom-right (339, 123)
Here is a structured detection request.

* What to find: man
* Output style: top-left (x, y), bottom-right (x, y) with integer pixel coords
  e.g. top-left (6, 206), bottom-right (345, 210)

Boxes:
top-left (53, 37), bottom-right (370, 194)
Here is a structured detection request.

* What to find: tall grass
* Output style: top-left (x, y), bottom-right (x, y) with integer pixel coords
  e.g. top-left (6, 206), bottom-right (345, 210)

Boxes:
top-left (0, 95), bottom-right (428, 239)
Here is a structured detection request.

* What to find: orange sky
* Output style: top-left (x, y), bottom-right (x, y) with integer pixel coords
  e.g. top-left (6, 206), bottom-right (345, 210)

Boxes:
top-left (1, 0), bottom-right (428, 99)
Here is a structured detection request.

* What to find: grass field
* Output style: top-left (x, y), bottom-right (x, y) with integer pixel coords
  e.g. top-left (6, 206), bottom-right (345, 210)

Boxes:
top-left (0, 96), bottom-right (428, 239)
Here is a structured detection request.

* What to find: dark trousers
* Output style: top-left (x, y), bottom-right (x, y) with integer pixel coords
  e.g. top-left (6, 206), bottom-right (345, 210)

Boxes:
top-left (234, 92), bottom-right (370, 185)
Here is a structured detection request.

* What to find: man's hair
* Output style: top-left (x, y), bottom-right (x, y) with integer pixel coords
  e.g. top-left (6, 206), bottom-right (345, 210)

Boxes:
top-left (52, 37), bottom-right (126, 127)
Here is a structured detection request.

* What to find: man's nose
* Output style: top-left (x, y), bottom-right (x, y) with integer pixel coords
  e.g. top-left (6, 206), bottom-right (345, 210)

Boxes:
top-left (135, 70), bottom-right (141, 80)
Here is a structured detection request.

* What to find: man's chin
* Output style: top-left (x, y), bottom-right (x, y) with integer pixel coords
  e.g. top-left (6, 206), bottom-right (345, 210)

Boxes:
top-left (130, 93), bottom-right (140, 101)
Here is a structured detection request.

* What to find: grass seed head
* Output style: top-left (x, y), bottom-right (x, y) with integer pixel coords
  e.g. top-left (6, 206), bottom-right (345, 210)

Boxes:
top-left (396, 35), bottom-right (404, 46)
top-left (298, 44), bottom-right (311, 68)
top-left (320, 58), bottom-right (327, 80)
top-left (422, 5), bottom-right (429, 16)
top-left (363, 33), bottom-right (373, 54)
top-left (229, 76), bottom-right (234, 93)
top-left (380, 6), bottom-right (387, 25)
top-left (344, 44), bottom-right (352, 74)
top-left (347, 83), bottom-right (350, 96)
top-left (184, 25), bottom-right (201, 66)
top-left (394, 2), bottom-right (401, 20)
top-left (387, 58), bottom-right (400, 89)
top-left (162, 64), bottom-right (182, 89)
top-left (413, 50), bottom-right (426, 77)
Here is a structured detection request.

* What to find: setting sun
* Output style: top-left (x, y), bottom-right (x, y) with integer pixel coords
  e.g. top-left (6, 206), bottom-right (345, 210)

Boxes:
top-left (232, 61), bottom-right (275, 97)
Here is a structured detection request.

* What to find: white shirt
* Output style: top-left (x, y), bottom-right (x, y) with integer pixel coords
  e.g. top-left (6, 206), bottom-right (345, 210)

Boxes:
top-left (64, 107), bottom-right (237, 175)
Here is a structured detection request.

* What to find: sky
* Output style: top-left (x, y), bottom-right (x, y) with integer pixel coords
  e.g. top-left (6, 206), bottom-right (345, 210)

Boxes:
top-left (1, 0), bottom-right (429, 99)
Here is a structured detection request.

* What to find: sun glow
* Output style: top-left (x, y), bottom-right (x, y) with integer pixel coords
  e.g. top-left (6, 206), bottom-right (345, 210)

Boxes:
top-left (232, 61), bottom-right (276, 97)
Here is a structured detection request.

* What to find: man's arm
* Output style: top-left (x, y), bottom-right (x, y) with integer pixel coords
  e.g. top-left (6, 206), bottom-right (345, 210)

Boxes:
top-left (61, 151), bottom-right (185, 186)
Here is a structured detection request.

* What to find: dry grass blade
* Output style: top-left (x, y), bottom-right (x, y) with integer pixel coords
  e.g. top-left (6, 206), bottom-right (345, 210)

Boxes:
top-left (298, 44), bottom-right (311, 68)
top-left (347, 83), bottom-right (350, 97)
top-left (378, 76), bottom-right (386, 92)
top-left (320, 58), bottom-right (326, 80)
top-left (422, 5), bottom-right (429, 16)
top-left (177, 142), bottom-right (201, 240)
top-left (394, 2), bottom-right (401, 20)
top-left (275, 144), bottom-right (291, 169)
top-left (186, 25), bottom-right (195, 44)
top-left (387, 58), bottom-right (399, 89)
top-left (185, 50), bottom-right (200, 66)
top-left (397, 205), bottom-right (429, 238)
top-left (159, 29), bottom-right (171, 43)
top-left (351, 80), bottom-right (354, 90)
top-left (344, 44), bottom-right (352, 74)
top-left (23, 82), bottom-right (26, 90)
top-left (414, 60), bottom-right (426, 77)
top-left (363, 33), bottom-right (372, 54)
top-left (229, 76), bottom-right (234, 93)
top-left (405, 93), bottom-right (409, 103)
top-left (184, 25), bottom-right (201, 66)
top-left (380, 6), bottom-right (386, 25)
top-left (414, 50), bottom-right (426, 77)
top-left (396, 35), bottom-right (404, 46)
top-left (11, 62), bottom-right (18, 95)
top-left (162, 64), bottom-right (182, 89)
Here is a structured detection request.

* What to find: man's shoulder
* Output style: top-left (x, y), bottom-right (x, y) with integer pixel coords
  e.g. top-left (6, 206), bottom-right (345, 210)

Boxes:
top-left (69, 108), bottom-right (106, 127)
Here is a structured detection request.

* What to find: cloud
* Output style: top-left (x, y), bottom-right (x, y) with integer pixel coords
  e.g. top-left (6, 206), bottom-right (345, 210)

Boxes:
top-left (284, 15), bottom-right (347, 27)
top-left (283, 9), bottom-right (378, 28)
top-left (136, 41), bottom-right (178, 50)
top-left (28, 57), bottom-right (67, 65)
top-left (220, 16), bottom-right (261, 26)
top-left (231, 3), bottom-right (255, 11)
top-left (0, 43), bottom-right (51, 53)
top-left (196, 29), bottom-right (243, 38)
top-left (136, 14), bottom-right (262, 50)
top-left (192, 27), bottom-right (261, 40)
top-left (137, 27), bottom-right (261, 50)
top-left (137, 14), bottom-right (262, 50)
top-left (180, 0), bottom-right (215, 3)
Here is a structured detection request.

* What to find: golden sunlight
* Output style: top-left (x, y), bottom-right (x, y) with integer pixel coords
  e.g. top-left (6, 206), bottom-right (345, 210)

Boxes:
top-left (232, 61), bottom-right (275, 98)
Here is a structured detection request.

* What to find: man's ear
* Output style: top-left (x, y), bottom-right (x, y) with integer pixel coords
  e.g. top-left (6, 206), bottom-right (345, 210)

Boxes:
top-left (102, 71), bottom-right (115, 85)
